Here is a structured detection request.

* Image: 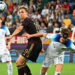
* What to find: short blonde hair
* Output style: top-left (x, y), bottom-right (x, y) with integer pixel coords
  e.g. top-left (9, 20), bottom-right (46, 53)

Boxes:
top-left (18, 5), bottom-right (28, 12)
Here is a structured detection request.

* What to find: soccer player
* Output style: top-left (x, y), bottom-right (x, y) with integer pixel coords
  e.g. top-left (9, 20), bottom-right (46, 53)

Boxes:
top-left (23, 28), bottom-right (75, 75)
top-left (0, 17), bottom-right (13, 75)
top-left (7, 5), bottom-right (42, 75)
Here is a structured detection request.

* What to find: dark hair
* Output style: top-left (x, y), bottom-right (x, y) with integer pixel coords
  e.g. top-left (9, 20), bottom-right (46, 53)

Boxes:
top-left (61, 28), bottom-right (70, 39)
top-left (61, 28), bottom-right (70, 34)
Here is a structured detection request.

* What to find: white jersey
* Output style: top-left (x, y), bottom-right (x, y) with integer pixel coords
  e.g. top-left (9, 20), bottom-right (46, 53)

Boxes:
top-left (0, 25), bottom-right (10, 51)
top-left (46, 33), bottom-right (75, 58)
top-left (42, 33), bottom-right (75, 67)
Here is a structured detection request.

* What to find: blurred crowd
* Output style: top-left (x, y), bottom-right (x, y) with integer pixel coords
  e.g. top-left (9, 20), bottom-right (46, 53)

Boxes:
top-left (1, 0), bottom-right (75, 35)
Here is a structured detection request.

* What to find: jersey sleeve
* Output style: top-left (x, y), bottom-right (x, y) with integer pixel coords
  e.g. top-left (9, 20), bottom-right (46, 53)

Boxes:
top-left (5, 27), bottom-right (10, 36)
top-left (71, 42), bottom-right (75, 50)
top-left (46, 33), bottom-right (60, 40)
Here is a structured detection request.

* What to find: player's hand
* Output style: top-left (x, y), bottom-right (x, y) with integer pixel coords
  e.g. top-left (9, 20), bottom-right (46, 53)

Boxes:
top-left (43, 33), bottom-right (47, 37)
top-left (40, 48), bottom-right (45, 55)
top-left (22, 33), bottom-right (31, 39)
top-left (7, 44), bottom-right (11, 50)
top-left (6, 35), bottom-right (13, 40)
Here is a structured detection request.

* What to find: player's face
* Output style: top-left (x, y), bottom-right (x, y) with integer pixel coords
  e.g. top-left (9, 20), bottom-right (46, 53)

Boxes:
top-left (60, 37), bottom-right (68, 43)
top-left (19, 9), bottom-right (28, 20)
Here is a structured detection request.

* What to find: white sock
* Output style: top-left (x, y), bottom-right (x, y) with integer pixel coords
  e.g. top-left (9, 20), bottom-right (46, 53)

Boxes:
top-left (7, 62), bottom-right (13, 75)
top-left (55, 72), bottom-right (60, 75)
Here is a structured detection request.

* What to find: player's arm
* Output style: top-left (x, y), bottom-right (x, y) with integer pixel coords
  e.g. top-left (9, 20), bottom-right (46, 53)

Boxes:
top-left (5, 27), bottom-right (13, 50)
top-left (71, 43), bottom-right (75, 52)
top-left (24, 32), bottom-right (58, 40)
top-left (6, 37), bottom-right (12, 50)
top-left (63, 42), bottom-right (75, 52)
top-left (24, 32), bottom-right (47, 39)
top-left (8, 26), bottom-right (23, 39)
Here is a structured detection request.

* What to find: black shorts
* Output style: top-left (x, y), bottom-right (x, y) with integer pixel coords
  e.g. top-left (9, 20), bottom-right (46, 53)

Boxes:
top-left (22, 42), bottom-right (42, 62)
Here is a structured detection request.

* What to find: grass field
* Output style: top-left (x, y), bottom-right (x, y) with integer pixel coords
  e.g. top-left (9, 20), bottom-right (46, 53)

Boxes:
top-left (0, 63), bottom-right (75, 75)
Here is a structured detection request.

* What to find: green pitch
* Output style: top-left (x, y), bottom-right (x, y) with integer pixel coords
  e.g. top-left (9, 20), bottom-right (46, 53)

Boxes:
top-left (0, 63), bottom-right (75, 75)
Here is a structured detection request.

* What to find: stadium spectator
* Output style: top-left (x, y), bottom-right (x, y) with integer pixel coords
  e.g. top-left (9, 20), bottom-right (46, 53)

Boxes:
top-left (71, 15), bottom-right (75, 26)
top-left (13, 3), bottom-right (18, 13)
top-left (41, 5), bottom-right (49, 17)
top-left (72, 3), bottom-right (75, 14)
top-left (32, 10), bottom-right (41, 19)
top-left (60, 23), bottom-right (65, 31)
top-left (43, 16), bottom-right (48, 27)
top-left (7, 10), bottom-right (13, 22)
top-left (28, 8), bottom-right (34, 18)
top-left (29, 1), bottom-right (36, 11)
top-left (47, 12), bottom-right (54, 21)
top-left (48, 19), bottom-right (53, 28)
top-left (5, 17), bottom-right (12, 29)
top-left (56, 0), bottom-right (62, 10)
top-left (68, 23), bottom-right (75, 32)
top-left (56, 11), bottom-right (64, 23)
top-left (53, 23), bottom-right (60, 33)
top-left (39, 22), bottom-right (47, 33)
top-left (62, 1), bottom-right (71, 14)
top-left (53, 18), bottom-right (61, 28)
top-left (73, 9), bottom-right (75, 15)
top-left (8, 1), bottom-right (14, 13)
top-left (63, 14), bottom-right (71, 28)
top-left (49, 5), bottom-right (55, 17)
top-left (12, 11), bottom-right (19, 23)
top-left (9, 23), bottom-right (17, 34)
top-left (15, 18), bottom-right (21, 28)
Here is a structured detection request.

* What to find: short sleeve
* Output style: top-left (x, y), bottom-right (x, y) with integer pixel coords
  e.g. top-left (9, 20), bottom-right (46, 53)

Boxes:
top-left (46, 33), bottom-right (60, 40)
top-left (5, 27), bottom-right (10, 36)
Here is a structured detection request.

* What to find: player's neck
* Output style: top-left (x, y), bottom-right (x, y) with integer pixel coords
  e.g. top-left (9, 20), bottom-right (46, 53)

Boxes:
top-left (24, 15), bottom-right (28, 19)
top-left (21, 16), bottom-right (28, 22)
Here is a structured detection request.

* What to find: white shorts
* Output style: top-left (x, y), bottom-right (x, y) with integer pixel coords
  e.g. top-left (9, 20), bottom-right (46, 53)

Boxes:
top-left (0, 48), bottom-right (11, 62)
top-left (42, 52), bottom-right (64, 67)
top-left (54, 52), bottom-right (64, 65)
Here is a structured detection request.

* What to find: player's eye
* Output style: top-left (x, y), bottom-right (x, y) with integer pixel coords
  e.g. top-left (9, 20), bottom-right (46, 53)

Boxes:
top-left (19, 11), bottom-right (24, 13)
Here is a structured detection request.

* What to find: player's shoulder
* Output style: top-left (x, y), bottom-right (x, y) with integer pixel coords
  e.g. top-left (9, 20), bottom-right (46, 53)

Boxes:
top-left (22, 17), bottom-right (33, 25)
top-left (24, 17), bottom-right (32, 22)
top-left (1, 25), bottom-right (8, 30)
top-left (53, 33), bottom-right (61, 38)
top-left (67, 39), bottom-right (72, 42)
top-left (56, 33), bottom-right (61, 36)
top-left (67, 39), bottom-right (73, 45)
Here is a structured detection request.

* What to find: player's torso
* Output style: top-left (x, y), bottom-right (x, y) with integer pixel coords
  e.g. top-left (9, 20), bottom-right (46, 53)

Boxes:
top-left (22, 18), bottom-right (41, 43)
top-left (0, 28), bottom-right (7, 49)
top-left (46, 41), bottom-right (66, 58)
top-left (51, 42), bottom-right (66, 49)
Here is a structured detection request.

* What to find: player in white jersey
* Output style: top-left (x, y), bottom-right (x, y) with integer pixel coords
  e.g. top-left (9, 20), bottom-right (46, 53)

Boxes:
top-left (0, 17), bottom-right (13, 75)
top-left (23, 28), bottom-right (75, 75)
